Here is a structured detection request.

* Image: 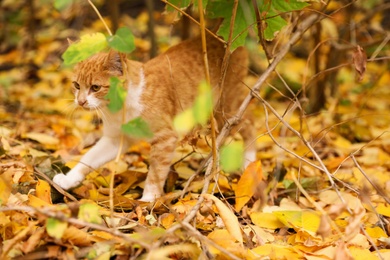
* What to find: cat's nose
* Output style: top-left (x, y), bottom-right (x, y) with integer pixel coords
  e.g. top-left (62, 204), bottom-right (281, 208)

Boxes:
top-left (78, 99), bottom-right (87, 106)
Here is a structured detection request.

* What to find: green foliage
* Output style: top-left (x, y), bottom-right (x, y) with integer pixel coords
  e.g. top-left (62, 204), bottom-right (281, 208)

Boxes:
top-left (193, 81), bottom-right (213, 125)
top-left (107, 27), bottom-right (136, 54)
top-left (121, 117), bottom-right (154, 139)
top-left (166, 0), bottom-right (310, 49)
top-left (260, 0), bottom-right (309, 40)
top-left (62, 33), bottom-right (107, 65)
top-left (174, 81), bottom-right (212, 134)
top-left (207, 0), bottom-right (253, 50)
top-left (105, 77), bottom-right (127, 113)
top-left (220, 141), bottom-right (244, 172)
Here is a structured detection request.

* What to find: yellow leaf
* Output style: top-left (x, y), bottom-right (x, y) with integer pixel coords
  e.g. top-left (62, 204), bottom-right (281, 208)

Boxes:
top-left (173, 108), bottom-right (195, 135)
top-left (349, 247), bottom-right (375, 260)
top-left (249, 244), bottom-right (300, 259)
top-left (160, 213), bottom-right (176, 229)
top-left (28, 194), bottom-right (52, 208)
top-left (250, 212), bottom-right (284, 230)
top-left (0, 170), bottom-right (13, 205)
top-left (202, 194), bottom-right (243, 246)
top-left (23, 132), bottom-right (59, 149)
top-left (36, 179), bottom-right (52, 204)
top-left (78, 202), bottom-right (102, 224)
top-left (273, 210), bottom-right (321, 235)
top-left (375, 203), bottom-right (390, 217)
top-left (366, 226), bottom-right (388, 238)
top-left (235, 161), bottom-right (263, 211)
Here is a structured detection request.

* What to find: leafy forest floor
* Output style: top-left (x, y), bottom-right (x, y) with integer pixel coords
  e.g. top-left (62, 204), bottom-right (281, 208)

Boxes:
top-left (1, 1), bottom-right (390, 260)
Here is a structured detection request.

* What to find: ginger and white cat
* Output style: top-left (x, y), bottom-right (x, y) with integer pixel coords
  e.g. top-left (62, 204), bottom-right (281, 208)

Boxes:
top-left (53, 35), bottom-right (255, 202)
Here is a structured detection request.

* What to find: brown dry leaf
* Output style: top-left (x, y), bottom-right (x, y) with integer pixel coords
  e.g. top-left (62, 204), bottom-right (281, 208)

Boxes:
top-left (62, 226), bottom-right (92, 247)
top-left (235, 161), bottom-right (264, 212)
top-left (202, 193), bottom-right (243, 246)
top-left (352, 45), bottom-right (367, 82)
top-left (1, 222), bottom-right (34, 259)
top-left (22, 227), bottom-right (46, 254)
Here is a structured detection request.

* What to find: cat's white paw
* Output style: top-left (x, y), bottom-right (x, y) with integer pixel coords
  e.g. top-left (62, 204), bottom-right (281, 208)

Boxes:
top-left (140, 183), bottom-right (163, 202)
top-left (139, 193), bottom-right (158, 202)
top-left (243, 149), bottom-right (257, 168)
top-left (53, 173), bottom-right (82, 190)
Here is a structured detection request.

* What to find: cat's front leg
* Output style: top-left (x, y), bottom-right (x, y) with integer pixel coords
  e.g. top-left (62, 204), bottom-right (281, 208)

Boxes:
top-left (140, 128), bottom-right (178, 202)
top-left (53, 136), bottom-right (129, 190)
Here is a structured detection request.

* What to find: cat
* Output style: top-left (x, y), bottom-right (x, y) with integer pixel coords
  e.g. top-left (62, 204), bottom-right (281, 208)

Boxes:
top-left (53, 34), bottom-right (256, 202)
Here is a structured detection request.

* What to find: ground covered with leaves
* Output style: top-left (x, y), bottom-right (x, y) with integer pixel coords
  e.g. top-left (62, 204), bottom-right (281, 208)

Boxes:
top-left (1, 1), bottom-right (390, 259)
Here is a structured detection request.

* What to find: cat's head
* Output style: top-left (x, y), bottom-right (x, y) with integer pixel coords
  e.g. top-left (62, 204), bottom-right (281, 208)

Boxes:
top-left (72, 50), bottom-right (125, 110)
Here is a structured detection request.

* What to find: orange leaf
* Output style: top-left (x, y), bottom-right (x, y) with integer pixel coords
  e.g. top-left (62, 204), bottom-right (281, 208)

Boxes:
top-left (235, 161), bottom-right (263, 212)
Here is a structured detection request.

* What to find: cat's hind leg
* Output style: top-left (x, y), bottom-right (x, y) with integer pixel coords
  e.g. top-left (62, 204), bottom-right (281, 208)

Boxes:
top-left (140, 127), bottom-right (178, 202)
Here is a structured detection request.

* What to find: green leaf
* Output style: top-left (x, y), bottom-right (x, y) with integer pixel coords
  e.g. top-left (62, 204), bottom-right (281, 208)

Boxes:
top-left (272, 0), bottom-right (309, 12)
top-left (107, 27), bottom-right (135, 54)
top-left (121, 117), bottom-right (154, 139)
top-left (78, 202), bottom-right (102, 224)
top-left (260, 0), bottom-right (310, 40)
top-left (193, 81), bottom-right (212, 125)
top-left (220, 141), bottom-right (244, 172)
top-left (166, 0), bottom-right (193, 12)
top-left (46, 217), bottom-right (67, 239)
top-left (263, 13), bottom-right (287, 41)
top-left (207, 0), bottom-right (253, 50)
top-left (62, 33), bottom-right (107, 65)
top-left (105, 77), bottom-right (127, 113)
top-left (54, 0), bottom-right (73, 11)
top-left (173, 81), bottom-right (212, 134)
top-left (173, 108), bottom-right (196, 134)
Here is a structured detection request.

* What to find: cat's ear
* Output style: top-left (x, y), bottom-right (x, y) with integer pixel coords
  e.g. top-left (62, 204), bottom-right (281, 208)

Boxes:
top-left (104, 50), bottom-right (126, 75)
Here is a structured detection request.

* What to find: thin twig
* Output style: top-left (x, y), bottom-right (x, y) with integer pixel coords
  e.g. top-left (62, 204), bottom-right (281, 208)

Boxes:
top-left (87, 0), bottom-right (113, 36)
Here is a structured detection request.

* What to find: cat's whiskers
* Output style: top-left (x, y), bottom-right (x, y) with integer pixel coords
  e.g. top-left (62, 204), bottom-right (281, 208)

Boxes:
top-left (95, 106), bottom-right (110, 124)
top-left (61, 99), bottom-right (78, 121)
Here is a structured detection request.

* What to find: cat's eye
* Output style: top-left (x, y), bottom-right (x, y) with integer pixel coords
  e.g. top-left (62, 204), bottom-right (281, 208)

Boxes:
top-left (91, 85), bottom-right (101, 92)
top-left (72, 82), bottom-right (80, 90)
